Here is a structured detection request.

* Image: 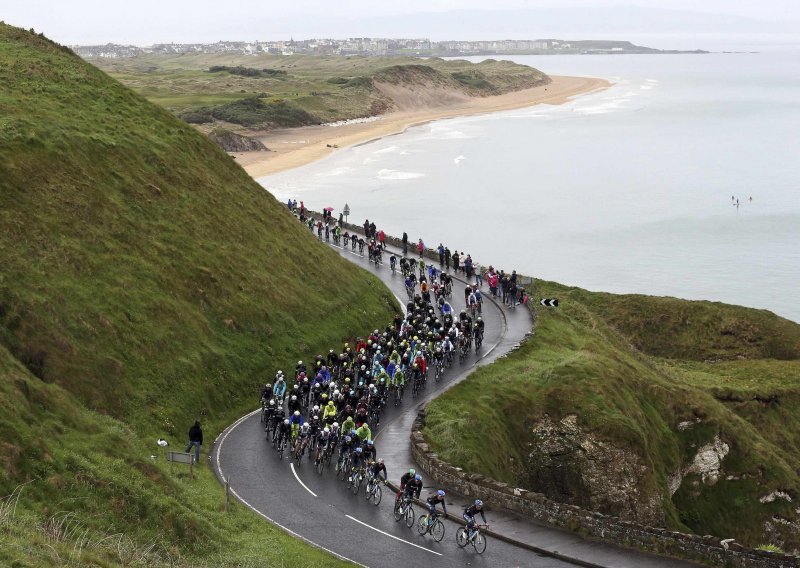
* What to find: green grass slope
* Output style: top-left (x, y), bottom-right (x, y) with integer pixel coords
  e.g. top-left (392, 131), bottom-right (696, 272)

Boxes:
top-left (0, 24), bottom-right (396, 566)
top-left (425, 280), bottom-right (800, 551)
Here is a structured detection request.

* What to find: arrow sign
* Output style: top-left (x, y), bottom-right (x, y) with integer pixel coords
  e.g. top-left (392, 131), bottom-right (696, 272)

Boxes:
top-left (540, 298), bottom-right (559, 307)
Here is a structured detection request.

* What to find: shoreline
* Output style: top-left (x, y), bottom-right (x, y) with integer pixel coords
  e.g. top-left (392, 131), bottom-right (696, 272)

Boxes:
top-left (233, 75), bottom-right (611, 179)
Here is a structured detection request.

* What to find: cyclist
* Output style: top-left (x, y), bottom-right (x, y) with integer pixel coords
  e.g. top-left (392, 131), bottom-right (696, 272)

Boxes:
top-left (260, 382), bottom-right (273, 403)
top-left (341, 413), bottom-right (356, 435)
top-left (404, 473), bottom-right (423, 501)
top-left (322, 400), bottom-right (337, 425)
top-left (349, 446), bottom-right (365, 481)
top-left (426, 489), bottom-right (448, 521)
top-left (389, 254), bottom-right (397, 273)
top-left (273, 375), bottom-right (287, 404)
top-left (398, 468), bottom-right (416, 498)
top-left (315, 426), bottom-right (332, 463)
top-left (367, 457), bottom-right (387, 484)
top-left (362, 439), bottom-right (377, 462)
top-left (287, 394), bottom-right (301, 415)
top-left (355, 421), bottom-right (372, 444)
top-left (289, 410), bottom-right (304, 440)
top-left (276, 418), bottom-right (291, 448)
top-left (294, 422), bottom-right (311, 456)
top-left (463, 499), bottom-right (488, 539)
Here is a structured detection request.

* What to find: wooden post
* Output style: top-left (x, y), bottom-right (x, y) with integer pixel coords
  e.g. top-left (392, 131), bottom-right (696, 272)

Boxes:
top-left (190, 455), bottom-right (194, 480)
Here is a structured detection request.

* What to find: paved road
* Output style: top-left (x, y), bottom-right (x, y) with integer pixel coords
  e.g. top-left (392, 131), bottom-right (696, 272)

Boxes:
top-left (212, 238), bottom-right (572, 567)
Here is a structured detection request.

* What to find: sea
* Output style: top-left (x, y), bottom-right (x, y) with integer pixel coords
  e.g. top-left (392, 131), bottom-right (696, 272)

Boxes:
top-left (261, 52), bottom-right (800, 323)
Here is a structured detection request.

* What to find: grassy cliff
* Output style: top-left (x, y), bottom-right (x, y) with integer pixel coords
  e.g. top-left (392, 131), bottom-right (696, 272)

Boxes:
top-left (89, 53), bottom-right (550, 129)
top-left (0, 24), bottom-right (396, 566)
top-left (424, 281), bottom-right (800, 551)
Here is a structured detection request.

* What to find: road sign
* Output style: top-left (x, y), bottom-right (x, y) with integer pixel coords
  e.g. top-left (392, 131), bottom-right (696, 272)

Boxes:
top-left (540, 298), bottom-right (559, 307)
top-left (343, 203), bottom-right (350, 224)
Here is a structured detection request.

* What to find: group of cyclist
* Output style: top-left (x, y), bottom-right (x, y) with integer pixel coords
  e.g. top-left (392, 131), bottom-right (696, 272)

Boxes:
top-left (259, 206), bottom-right (494, 543)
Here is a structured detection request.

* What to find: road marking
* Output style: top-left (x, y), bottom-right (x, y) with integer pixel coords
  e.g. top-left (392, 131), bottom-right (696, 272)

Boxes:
top-left (214, 410), bottom-right (367, 568)
top-left (346, 514), bottom-right (443, 556)
top-left (290, 462), bottom-right (318, 497)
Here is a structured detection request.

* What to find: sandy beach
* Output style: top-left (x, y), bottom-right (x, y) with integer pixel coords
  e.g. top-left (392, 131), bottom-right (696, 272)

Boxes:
top-left (234, 75), bottom-right (610, 178)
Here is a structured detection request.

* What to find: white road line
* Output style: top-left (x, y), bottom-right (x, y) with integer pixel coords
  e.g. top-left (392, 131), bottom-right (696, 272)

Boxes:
top-left (346, 514), bottom-right (443, 556)
top-left (290, 462), bottom-right (318, 497)
top-left (214, 410), bottom-right (366, 568)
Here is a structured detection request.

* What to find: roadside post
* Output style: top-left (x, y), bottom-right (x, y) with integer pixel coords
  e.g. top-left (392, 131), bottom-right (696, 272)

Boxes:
top-left (343, 203), bottom-right (350, 224)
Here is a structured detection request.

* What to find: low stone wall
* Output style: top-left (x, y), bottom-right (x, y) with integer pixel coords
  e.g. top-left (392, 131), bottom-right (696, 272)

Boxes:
top-left (411, 411), bottom-right (799, 568)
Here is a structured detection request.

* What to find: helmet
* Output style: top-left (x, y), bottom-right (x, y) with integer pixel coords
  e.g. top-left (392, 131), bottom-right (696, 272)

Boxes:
top-left (414, 474), bottom-right (422, 482)
top-left (283, 419), bottom-right (290, 425)
top-left (409, 468), bottom-right (416, 475)
top-left (329, 349), bottom-right (334, 354)
top-left (293, 384), bottom-right (299, 391)
top-left (345, 378), bottom-right (351, 384)
top-left (333, 389), bottom-right (340, 397)
top-left (297, 361), bottom-right (303, 365)
top-left (350, 429), bottom-right (357, 436)
top-left (313, 405), bottom-right (320, 412)
top-left (323, 427), bottom-right (330, 433)
top-left (355, 447), bottom-right (363, 454)
top-left (332, 422), bottom-right (339, 428)
top-left (303, 377), bottom-right (309, 383)
top-left (344, 435), bottom-right (352, 443)
top-left (437, 490), bottom-right (446, 497)
top-left (269, 399), bottom-right (275, 406)
top-left (474, 499), bottom-right (483, 508)
top-left (278, 377), bottom-right (285, 382)
top-left (477, 317), bottom-right (482, 322)
top-left (278, 370), bottom-right (284, 376)
top-left (378, 458), bottom-right (384, 464)
top-left (301, 423), bottom-right (309, 430)
top-left (294, 410), bottom-right (300, 417)
top-left (291, 395), bottom-right (297, 401)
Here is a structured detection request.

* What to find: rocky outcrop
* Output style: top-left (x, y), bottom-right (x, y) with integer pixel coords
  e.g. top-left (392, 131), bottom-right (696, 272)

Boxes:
top-left (524, 414), bottom-right (665, 526)
top-left (208, 128), bottom-right (268, 152)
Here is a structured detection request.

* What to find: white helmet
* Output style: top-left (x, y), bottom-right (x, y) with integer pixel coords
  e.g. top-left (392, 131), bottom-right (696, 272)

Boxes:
top-left (298, 361), bottom-right (303, 365)
top-left (294, 411), bottom-right (300, 417)
top-left (301, 423), bottom-right (309, 430)
top-left (291, 395), bottom-right (297, 401)
top-left (332, 422), bottom-right (339, 429)
top-left (313, 405), bottom-right (320, 412)
top-left (323, 427), bottom-right (330, 433)
top-left (283, 419), bottom-right (290, 425)
top-left (269, 399), bottom-right (275, 406)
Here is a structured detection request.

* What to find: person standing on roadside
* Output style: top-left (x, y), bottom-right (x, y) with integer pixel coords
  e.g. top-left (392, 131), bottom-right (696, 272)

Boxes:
top-left (452, 251), bottom-right (460, 273)
top-left (444, 247), bottom-right (451, 270)
top-left (378, 229), bottom-right (386, 250)
top-left (185, 420), bottom-right (203, 464)
top-left (474, 261), bottom-right (483, 288)
top-left (437, 243), bottom-right (445, 267)
top-left (402, 232), bottom-right (409, 256)
top-left (417, 239), bottom-right (425, 258)
top-left (464, 255), bottom-right (473, 280)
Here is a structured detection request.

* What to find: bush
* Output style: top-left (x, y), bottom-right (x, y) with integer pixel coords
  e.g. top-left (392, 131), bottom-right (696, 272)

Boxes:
top-left (208, 66), bottom-right (286, 78)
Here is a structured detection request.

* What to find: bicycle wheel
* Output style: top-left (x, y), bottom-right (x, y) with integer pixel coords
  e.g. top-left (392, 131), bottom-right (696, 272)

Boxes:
top-left (394, 502), bottom-right (404, 522)
top-left (351, 474), bottom-right (361, 495)
top-left (371, 484), bottom-right (382, 506)
top-left (456, 527), bottom-right (468, 548)
top-left (364, 480), bottom-right (374, 500)
top-left (432, 519), bottom-right (445, 542)
top-left (474, 532), bottom-right (486, 554)
top-left (417, 515), bottom-right (429, 535)
top-left (405, 506), bottom-right (415, 528)
top-left (316, 457), bottom-right (324, 475)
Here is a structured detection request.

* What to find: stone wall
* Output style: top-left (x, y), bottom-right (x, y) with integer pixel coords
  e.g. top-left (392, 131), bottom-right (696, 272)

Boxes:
top-left (411, 411), bottom-right (799, 568)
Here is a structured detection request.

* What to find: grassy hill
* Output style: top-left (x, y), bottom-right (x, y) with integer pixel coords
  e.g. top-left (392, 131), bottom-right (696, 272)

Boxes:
top-left (0, 24), bottom-right (396, 566)
top-left (88, 53), bottom-right (550, 130)
top-left (424, 281), bottom-right (800, 551)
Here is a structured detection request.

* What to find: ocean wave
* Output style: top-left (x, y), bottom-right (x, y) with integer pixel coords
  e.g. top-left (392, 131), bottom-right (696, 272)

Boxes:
top-left (454, 155), bottom-right (465, 164)
top-left (376, 169), bottom-right (425, 180)
top-left (315, 166), bottom-right (353, 177)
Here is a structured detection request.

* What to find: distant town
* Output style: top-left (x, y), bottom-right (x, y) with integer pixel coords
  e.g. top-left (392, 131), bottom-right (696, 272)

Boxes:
top-left (73, 38), bottom-right (706, 59)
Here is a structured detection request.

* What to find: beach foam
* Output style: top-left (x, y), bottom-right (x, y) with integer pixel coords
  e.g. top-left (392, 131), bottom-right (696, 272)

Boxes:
top-left (376, 169), bottom-right (425, 180)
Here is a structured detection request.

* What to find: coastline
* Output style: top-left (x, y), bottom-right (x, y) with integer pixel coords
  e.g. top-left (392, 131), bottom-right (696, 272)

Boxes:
top-left (234, 75), bottom-right (610, 179)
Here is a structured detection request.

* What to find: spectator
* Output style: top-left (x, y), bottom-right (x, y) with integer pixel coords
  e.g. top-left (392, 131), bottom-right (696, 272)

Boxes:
top-left (402, 232), bottom-right (409, 256)
top-left (444, 247), bottom-right (451, 270)
top-left (437, 243), bottom-right (445, 267)
top-left (417, 239), bottom-right (425, 258)
top-left (185, 420), bottom-right (203, 463)
top-left (474, 261), bottom-right (483, 288)
top-left (452, 251), bottom-right (460, 272)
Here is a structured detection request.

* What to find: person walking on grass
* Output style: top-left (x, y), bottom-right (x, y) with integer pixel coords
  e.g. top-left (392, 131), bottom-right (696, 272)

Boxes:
top-left (185, 420), bottom-right (203, 463)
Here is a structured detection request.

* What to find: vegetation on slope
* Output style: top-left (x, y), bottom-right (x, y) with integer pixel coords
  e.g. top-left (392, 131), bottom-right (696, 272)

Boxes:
top-left (0, 24), bottom-right (396, 566)
top-left (89, 53), bottom-right (550, 130)
top-left (424, 280), bottom-right (800, 551)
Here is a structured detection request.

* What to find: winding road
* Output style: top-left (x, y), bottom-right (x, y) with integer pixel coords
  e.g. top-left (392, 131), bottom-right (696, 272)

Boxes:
top-left (212, 237), bottom-right (571, 567)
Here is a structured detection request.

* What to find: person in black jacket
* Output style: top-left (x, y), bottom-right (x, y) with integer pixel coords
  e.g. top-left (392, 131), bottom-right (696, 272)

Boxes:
top-left (185, 420), bottom-right (203, 463)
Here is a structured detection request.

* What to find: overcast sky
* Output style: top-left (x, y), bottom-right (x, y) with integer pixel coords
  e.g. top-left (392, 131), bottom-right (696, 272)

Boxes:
top-left (2, 0), bottom-right (797, 46)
